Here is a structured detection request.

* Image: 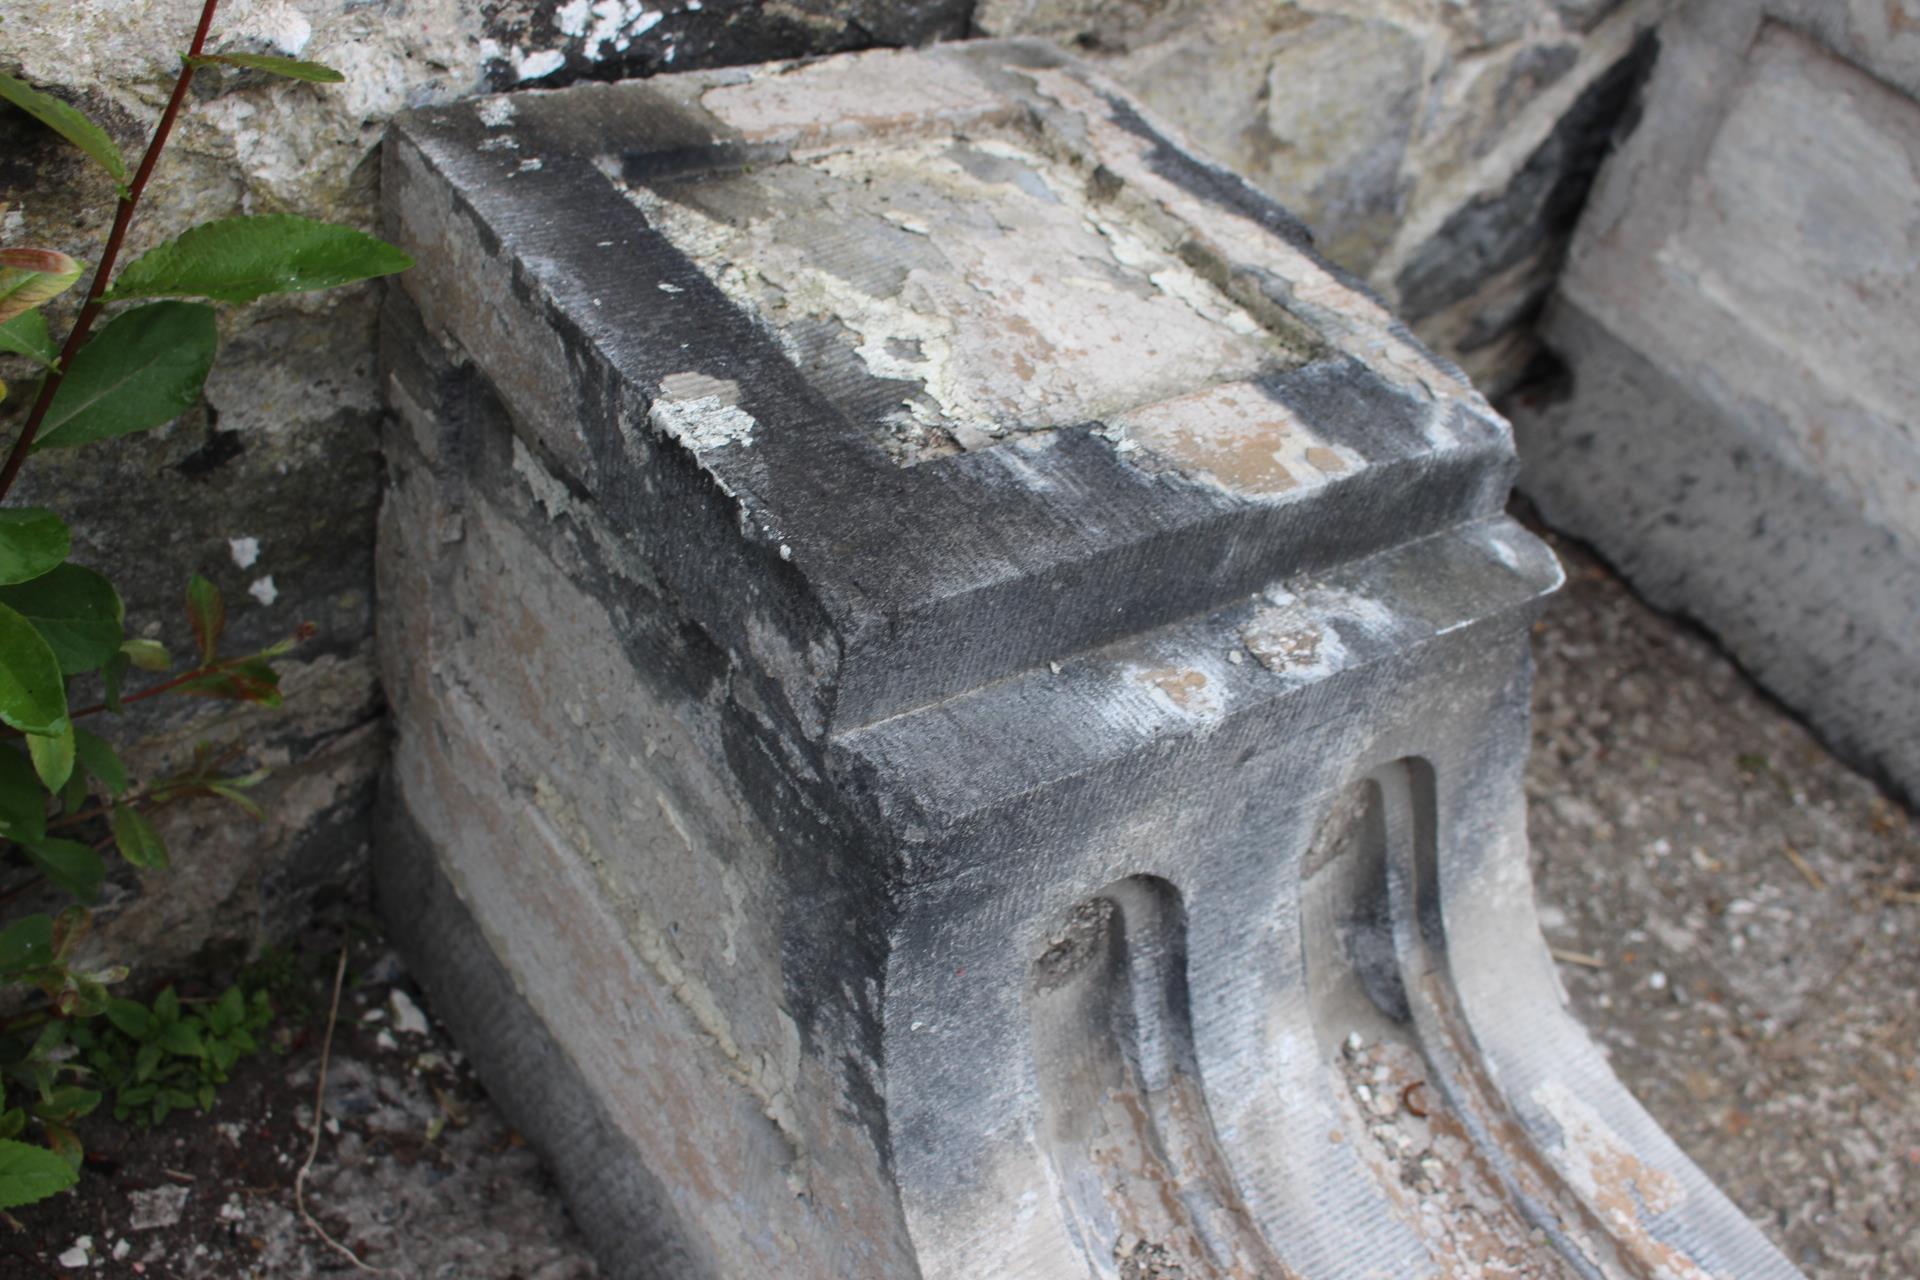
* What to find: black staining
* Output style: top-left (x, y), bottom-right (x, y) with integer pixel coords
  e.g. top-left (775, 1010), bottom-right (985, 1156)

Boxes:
top-left (481, 0), bottom-right (975, 93)
top-left (176, 424), bottom-right (248, 478)
top-left (1096, 90), bottom-right (1319, 253)
top-left (1393, 30), bottom-right (1660, 324)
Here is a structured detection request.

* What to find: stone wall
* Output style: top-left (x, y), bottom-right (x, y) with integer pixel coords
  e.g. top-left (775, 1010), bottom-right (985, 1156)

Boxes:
top-left (975, 0), bottom-right (1667, 393)
top-left (1, 0), bottom-right (1660, 968)
top-left (1509, 0), bottom-right (1920, 803)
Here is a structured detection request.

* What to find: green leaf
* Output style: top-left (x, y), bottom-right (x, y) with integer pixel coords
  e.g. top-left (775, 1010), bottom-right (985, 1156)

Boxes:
top-left (0, 915), bottom-right (53, 975)
top-left (0, 248), bottom-right (83, 326)
top-left (100, 650), bottom-right (128, 713)
top-left (106, 215), bottom-right (412, 305)
top-left (0, 72), bottom-right (127, 186)
top-left (58, 766), bottom-right (87, 813)
top-left (0, 746), bottom-right (46, 843)
top-left (105, 998), bottom-right (150, 1038)
top-left (33, 1087), bottom-right (100, 1123)
top-left (0, 563), bottom-right (123, 674)
top-left (179, 658), bottom-right (280, 707)
top-left (121, 637), bottom-right (170, 672)
top-left (0, 601), bottom-right (68, 736)
top-left (185, 575), bottom-right (223, 663)
top-left (109, 803), bottom-right (167, 870)
top-left (153, 987), bottom-right (179, 1023)
top-left (0, 1110), bottom-right (23, 1141)
top-left (195, 53), bottom-right (345, 83)
top-left (159, 1022), bottom-right (203, 1057)
top-left (22, 837), bottom-right (102, 902)
top-left (34, 302), bottom-right (217, 452)
top-left (27, 718), bottom-right (73, 792)
top-left (0, 508), bottom-right (70, 585)
top-left (72, 727), bottom-right (126, 796)
top-left (0, 310), bottom-right (58, 366)
top-left (134, 1042), bottom-right (161, 1082)
top-left (0, 1136), bottom-right (78, 1208)
top-left (213, 986), bottom-right (245, 1032)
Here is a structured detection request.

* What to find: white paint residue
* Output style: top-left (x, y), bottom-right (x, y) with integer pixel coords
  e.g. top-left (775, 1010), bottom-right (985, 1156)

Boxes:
top-left (247, 575), bottom-right (278, 606)
top-left (517, 157), bottom-right (544, 173)
top-left (475, 96), bottom-right (515, 128)
top-left (512, 48), bottom-right (566, 82)
top-left (561, 0), bottom-right (662, 61)
top-left (228, 536), bottom-right (260, 569)
top-left (650, 373), bottom-right (756, 452)
top-left (554, 0), bottom-right (594, 36)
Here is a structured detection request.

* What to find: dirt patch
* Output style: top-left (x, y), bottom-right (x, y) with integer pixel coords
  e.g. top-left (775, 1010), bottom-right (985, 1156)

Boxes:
top-left (7, 920), bottom-right (599, 1278)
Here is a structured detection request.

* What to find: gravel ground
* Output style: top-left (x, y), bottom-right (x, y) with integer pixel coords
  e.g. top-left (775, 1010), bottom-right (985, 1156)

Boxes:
top-left (1527, 528), bottom-right (1918, 1277)
top-left (12, 529), bottom-right (1914, 1277)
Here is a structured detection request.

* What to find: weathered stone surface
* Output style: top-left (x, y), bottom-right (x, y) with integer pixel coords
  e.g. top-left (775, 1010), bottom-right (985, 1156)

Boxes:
top-left (977, 0), bottom-right (1671, 393)
top-left (0, 0), bottom-right (970, 970)
top-left (1512, 0), bottom-right (1920, 804)
top-left (377, 40), bottom-right (1797, 1279)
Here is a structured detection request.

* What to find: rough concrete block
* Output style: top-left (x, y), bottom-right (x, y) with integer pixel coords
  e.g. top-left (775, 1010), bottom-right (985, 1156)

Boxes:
top-left (376, 40), bottom-right (1798, 1278)
top-left (1513, 0), bottom-right (1920, 804)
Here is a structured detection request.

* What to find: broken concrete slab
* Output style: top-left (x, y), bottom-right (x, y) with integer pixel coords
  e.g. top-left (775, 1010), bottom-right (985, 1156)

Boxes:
top-left (1512, 0), bottom-right (1920, 806)
top-left (376, 39), bottom-right (1800, 1279)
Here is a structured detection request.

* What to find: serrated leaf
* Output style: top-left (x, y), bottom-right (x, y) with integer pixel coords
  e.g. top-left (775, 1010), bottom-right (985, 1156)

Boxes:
top-left (0, 746), bottom-right (46, 843)
top-left (0, 563), bottom-right (123, 674)
top-left (35, 302), bottom-right (217, 452)
top-left (59, 766), bottom-right (87, 813)
top-left (0, 248), bottom-right (83, 326)
top-left (0, 600), bottom-right (68, 735)
top-left (0, 72), bottom-right (127, 186)
top-left (72, 727), bottom-right (126, 796)
top-left (109, 803), bottom-right (167, 869)
top-left (22, 836), bottom-right (101, 902)
top-left (0, 915), bottom-right (52, 975)
top-left (0, 508), bottom-right (69, 585)
top-left (0, 310), bottom-right (58, 366)
top-left (27, 717), bottom-right (73, 792)
top-left (120, 637), bottom-right (170, 672)
top-left (185, 574), bottom-right (223, 663)
top-left (196, 52), bottom-right (345, 83)
top-left (106, 214), bottom-right (412, 305)
top-left (0, 1136), bottom-right (78, 1208)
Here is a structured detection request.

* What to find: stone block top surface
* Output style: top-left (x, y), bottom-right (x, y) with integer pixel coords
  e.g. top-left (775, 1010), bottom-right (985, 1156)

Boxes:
top-left (386, 40), bottom-right (1520, 729)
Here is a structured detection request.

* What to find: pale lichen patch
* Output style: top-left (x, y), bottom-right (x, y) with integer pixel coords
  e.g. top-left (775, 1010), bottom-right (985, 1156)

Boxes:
top-left (615, 128), bottom-right (1304, 462)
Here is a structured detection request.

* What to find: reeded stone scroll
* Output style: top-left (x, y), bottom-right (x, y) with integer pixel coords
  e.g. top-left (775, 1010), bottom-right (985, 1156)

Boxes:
top-left (376, 39), bottom-right (1799, 1280)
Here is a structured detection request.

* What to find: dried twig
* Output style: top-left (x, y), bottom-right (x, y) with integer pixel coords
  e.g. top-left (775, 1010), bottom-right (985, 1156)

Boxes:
top-left (1549, 947), bottom-right (1605, 969)
top-left (295, 942), bottom-right (385, 1274)
top-left (1780, 843), bottom-right (1826, 893)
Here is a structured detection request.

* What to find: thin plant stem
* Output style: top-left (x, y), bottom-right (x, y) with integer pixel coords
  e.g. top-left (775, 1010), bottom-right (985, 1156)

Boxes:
top-left (0, 0), bottom-right (223, 501)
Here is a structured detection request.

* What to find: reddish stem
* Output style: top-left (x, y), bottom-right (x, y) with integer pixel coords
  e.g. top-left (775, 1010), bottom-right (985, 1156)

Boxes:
top-left (0, 0), bottom-right (222, 501)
